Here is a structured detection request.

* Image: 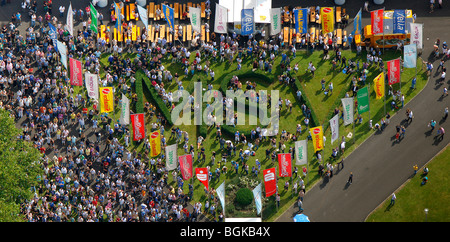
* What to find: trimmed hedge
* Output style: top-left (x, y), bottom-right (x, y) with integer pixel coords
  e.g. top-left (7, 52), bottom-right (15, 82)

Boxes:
top-left (235, 188), bottom-right (253, 207)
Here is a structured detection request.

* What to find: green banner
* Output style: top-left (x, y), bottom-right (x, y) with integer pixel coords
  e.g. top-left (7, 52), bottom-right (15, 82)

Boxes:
top-left (90, 3), bottom-right (98, 34)
top-left (357, 86), bottom-right (370, 114)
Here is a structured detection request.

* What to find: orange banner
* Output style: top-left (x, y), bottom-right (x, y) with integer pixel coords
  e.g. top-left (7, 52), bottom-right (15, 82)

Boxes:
top-left (99, 87), bottom-right (114, 113)
top-left (150, 130), bottom-right (161, 157)
top-left (321, 7), bottom-right (334, 34)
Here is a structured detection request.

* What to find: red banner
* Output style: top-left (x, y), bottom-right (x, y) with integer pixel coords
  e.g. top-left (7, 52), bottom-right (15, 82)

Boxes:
top-left (130, 113), bottom-right (145, 141)
top-left (263, 168), bottom-right (277, 197)
top-left (195, 167), bottom-right (209, 191)
top-left (179, 154), bottom-right (193, 180)
top-left (278, 153), bottom-right (292, 177)
top-left (387, 58), bottom-right (401, 85)
top-left (371, 9), bottom-right (384, 35)
top-left (69, 58), bottom-right (83, 86)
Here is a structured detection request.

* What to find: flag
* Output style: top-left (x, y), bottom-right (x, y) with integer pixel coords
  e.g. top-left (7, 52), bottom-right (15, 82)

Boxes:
top-left (254, 0), bottom-right (271, 23)
top-left (162, 4), bottom-right (174, 32)
top-left (119, 94), bottom-right (130, 125)
top-left (115, 2), bottom-right (122, 32)
top-left (99, 87), bottom-right (114, 113)
top-left (393, 9), bottom-right (406, 34)
top-left (263, 168), bottom-right (277, 197)
top-left (90, 3), bottom-right (98, 34)
top-left (252, 183), bottom-right (262, 215)
top-left (357, 86), bottom-right (370, 114)
top-left (310, 126), bottom-right (324, 152)
top-left (269, 8), bottom-right (281, 35)
top-left (294, 8), bottom-right (308, 34)
top-left (69, 58), bottom-right (82, 86)
top-left (67, 2), bottom-right (74, 36)
top-left (131, 113), bottom-right (145, 141)
top-left (341, 98), bottom-right (354, 126)
top-left (189, 7), bottom-right (201, 33)
top-left (137, 4), bottom-right (148, 29)
top-left (371, 9), bottom-right (384, 35)
top-left (165, 144), bottom-right (177, 171)
top-left (278, 153), bottom-right (292, 177)
top-left (410, 22), bottom-right (423, 50)
top-left (48, 22), bottom-right (58, 51)
top-left (241, 9), bottom-right (254, 36)
top-left (321, 7), bottom-right (334, 34)
top-left (403, 44), bottom-right (417, 68)
top-left (330, 114), bottom-right (339, 144)
top-left (294, 140), bottom-right (307, 165)
top-left (179, 154), bottom-right (193, 180)
top-left (216, 182), bottom-right (226, 213)
top-left (373, 73), bottom-right (385, 100)
top-left (85, 72), bottom-right (99, 100)
top-left (387, 59), bottom-right (401, 85)
top-left (214, 3), bottom-right (228, 33)
top-left (149, 130), bottom-right (161, 157)
top-left (196, 167), bottom-right (209, 191)
top-left (56, 40), bottom-right (68, 70)
top-left (352, 8), bottom-right (362, 36)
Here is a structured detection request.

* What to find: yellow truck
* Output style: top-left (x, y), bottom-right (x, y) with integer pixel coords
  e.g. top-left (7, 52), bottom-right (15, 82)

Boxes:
top-left (355, 9), bottom-right (414, 49)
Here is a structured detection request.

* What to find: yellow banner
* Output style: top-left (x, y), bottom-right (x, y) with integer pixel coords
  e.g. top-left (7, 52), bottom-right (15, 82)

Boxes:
top-left (150, 130), bottom-right (161, 157)
top-left (310, 126), bottom-right (324, 152)
top-left (373, 73), bottom-right (385, 99)
top-left (100, 87), bottom-right (114, 113)
top-left (321, 7), bottom-right (334, 34)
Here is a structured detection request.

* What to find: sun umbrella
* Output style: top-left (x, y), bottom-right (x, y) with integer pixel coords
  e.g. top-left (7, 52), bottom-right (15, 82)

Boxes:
top-left (293, 213), bottom-right (310, 222)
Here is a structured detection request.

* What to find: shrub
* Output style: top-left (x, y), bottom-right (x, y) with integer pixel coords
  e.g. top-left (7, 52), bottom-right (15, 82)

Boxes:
top-left (235, 188), bottom-right (253, 207)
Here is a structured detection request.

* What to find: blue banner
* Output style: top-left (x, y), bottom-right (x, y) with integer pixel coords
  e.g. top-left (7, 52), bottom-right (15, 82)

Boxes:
top-left (294, 8), bottom-right (308, 34)
top-left (115, 3), bottom-right (121, 31)
top-left (48, 23), bottom-right (58, 51)
top-left (163, 4), bottom-right (174, 32)
top-left (393, 9), bottom-right (406, 34)
top-left (241, 9), bottom-right (254, 36)
top-left (352, 8), bottom-right (362, 36)
top-left (403, 44), bottom-right (417, 68)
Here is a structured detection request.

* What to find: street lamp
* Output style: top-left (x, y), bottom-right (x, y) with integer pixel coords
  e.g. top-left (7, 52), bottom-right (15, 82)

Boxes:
top-left (424, 208), bottom-right (429, 222)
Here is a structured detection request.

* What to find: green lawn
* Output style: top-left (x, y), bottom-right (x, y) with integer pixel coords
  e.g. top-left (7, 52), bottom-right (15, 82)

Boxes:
top-left (366, 145), bottom-right (450, 222)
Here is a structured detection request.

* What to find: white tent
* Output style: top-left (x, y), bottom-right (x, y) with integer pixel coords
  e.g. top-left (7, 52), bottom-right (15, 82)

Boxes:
top-left (225, 217), bottom-right (262, 222)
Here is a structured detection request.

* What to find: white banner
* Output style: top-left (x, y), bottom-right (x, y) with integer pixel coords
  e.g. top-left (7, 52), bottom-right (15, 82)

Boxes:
top-left (120, 94), bottom-right (130, 125)
top-left (219, 0), bottom-right (234, 22)
top-left (255, 0), bottom-right (271, 23)
top-left (215, 3), bottom-right (228, 33)
top-left (410, 22), bottom-right (423, 50)
top-left (189, 7), bottom-right (201, 33)
top-left (341, 98), bottom-right (354, 126)
top-left (84, 73), bottom-right (99, 100)
top-left (294, 140), bottom-right (307, 165)
top-left (216, 182), bottom-right (226, 213)
top-left (252, 183), bottom-right (262, 215)
top-left (67, 2), bottom-right (74, 36)
top-left (165, 144), bottom-right (178, 171)
top-left (330, 114), bottom-right (339, 144)
top-left (137, 4), bottom-right (148, 29)
top-left (56, 40), bottom-right (68, 70)
top-left (270, 8), bottom-right (281, 35)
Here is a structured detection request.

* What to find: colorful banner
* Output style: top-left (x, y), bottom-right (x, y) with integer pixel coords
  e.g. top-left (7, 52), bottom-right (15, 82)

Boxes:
top-left (341, 98), bottom-right (354, 126)
top-left (85, 73), bottom-right (99, 100)
top-left (162, 4), bottom-right (175, 32)
top-left (69, 58), bottom-right (83, 86)
top-left (196, 167), bottom-right (209, 191)
top-left (241, 9), bottom-right (254, 36)
top-left (90, 3), bottom-right (98, 34)
top-left (371, 9), bottom-right (384, 35)
top-left (99, 87), bottom-right (113, 113)
top-left (179, 154), bottom-right (193, 180)
top-left (214, 3), bottom-right (228, 33)
top-left (330, 114), bottom-right (339, 144)
top-left (189, 7), bottom-right (201, 33)
top-left (294, 8), bottom-right (308, 34)
top-left (270, 8), bottom-right (281, 35)
top-left (410, 22), bottom-right (423, 50)
top-left (373, 73), bottom-right (385, 100)
top-left (115, 2), bottom-right (122, 32)
top-left (67, 2), bottom-right (74, 36)
top-left (165, 144), bottom-right (177, 171)
top-left (120, 94), bottom-right (130, 125)
top-left (393, 9), bottom-right (406, 34)
top-left (352, 8), bottom-right (362, 36)
top-left (357, 86), bottom-right (370, 114)
top-left (252, 183), bottom-right (262, 215)
top-left (294, 140), bottom-right (307, 165)
top-left (387, 58), bottom-right (401, 85)
top-left (216, 182), bottom-right (226, 213)
top-left (149, 130), bottom-right (161, 157)
top-left (56, 40), bottom-right (68, 70)
top-left (130, 113), bottom-right (145, 141)
top-left (278, 153), bottom-right (292, 177)
top-left (403, 44), bottom-right (417, 69)
top-left (263, 168), bottom-right (277, 198)
top-left (321, 7), bottom-right (334, 34)
top-left (137, 4), bottom-right (148, 29)
top-left (310, 126), bottom-right (324, 152)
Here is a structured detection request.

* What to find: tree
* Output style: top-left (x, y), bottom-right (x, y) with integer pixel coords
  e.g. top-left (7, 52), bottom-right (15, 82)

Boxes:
top-left (0, 109), bottom-right (43, 222)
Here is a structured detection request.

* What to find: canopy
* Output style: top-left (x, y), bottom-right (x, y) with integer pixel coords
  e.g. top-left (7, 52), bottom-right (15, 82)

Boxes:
top-left (293, 213), bottom-right (310, 222)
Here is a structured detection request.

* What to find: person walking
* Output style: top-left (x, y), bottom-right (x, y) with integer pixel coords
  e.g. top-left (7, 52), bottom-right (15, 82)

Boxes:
top-left (347, 172), bottom-right (353, 184)
top-left (390, 193), bottom-right (397, 206)
top-left (444, 107), bottom-right (448, 120)
top-left (297, 198), bottom-right (304, 213)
